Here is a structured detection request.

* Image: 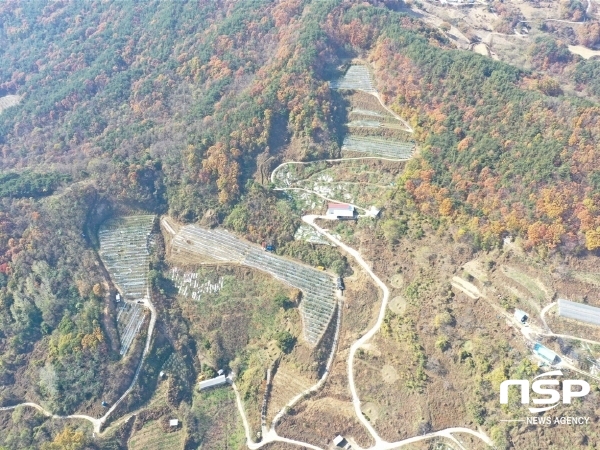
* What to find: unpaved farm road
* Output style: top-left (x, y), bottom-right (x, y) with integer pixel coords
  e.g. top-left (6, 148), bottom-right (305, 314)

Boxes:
top-left (302, 215), bottom-right (493, 449)
top-left (0, 294), bottom-right (157, 435)
top-left (270, 157), bottom-right (412, 217)
top-left (468, 292), bottom-right (600, 382)
top-left (229, 212), bottom-right (493, 449)
top-left (261, 150), bottom-right (493, 448)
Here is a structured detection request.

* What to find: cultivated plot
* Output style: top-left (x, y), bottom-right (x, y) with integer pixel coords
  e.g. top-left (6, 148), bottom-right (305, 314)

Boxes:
top-left (342, 135), bottom-right (415, 159)
top-left (170, 225), bottom-right (337, 345)
top-left (0, 95), bottom-right (21, 114)
top-left (330, 65), bottom-right (377, 94)
top-left (171, 267), bottom-right (224, 300)
top-left (99, 215), bottom-right (155, 356)
top-left (116, 302), bottom-right (146, 355)
top-left (98, 215), bottom-right (155, 300)
top-left (128, 420), bottom-right (184, 450)
top-left (294, 224), bottom-right (335, 246)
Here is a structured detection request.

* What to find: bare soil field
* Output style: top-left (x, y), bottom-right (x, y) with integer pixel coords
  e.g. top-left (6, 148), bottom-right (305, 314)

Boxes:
top-left (568, 45), bottom-right (600, 59)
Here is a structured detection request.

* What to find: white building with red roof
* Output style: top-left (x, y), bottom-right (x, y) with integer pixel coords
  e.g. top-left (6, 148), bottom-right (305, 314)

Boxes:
top-left (326, 202), bottom-right (356, 219)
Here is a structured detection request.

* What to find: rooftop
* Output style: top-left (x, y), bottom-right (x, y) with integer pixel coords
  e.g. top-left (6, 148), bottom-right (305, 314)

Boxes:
top-left (514, 309), bottom-right (528, 322)
top-left (558, 298), bottom-right (600, 326)
top-left (533, 343), bottom-right (559, 364)
top-left (333, 435), bottom-right (345, 446)
top-left (327, 203), bottom-right (353, 211)
top-left (198, 374), bottom-right (227, 390)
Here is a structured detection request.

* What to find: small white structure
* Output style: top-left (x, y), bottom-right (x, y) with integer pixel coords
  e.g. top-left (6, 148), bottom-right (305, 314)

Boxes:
top-left (326, 203), bottom-right (355, 219)
top-left (116, 293), bottom-right (121, 302)
top-left (169, 419), bottom-right (179, 427)
top-left (365, 206), bottom-right (380, 218)
top-left (198, 374), bottom-right (227, 391)
top-left (333, 435), bottom-right (351, 448)
top-left (217, 369), bottom-right (224, 376)
top-left (514, 309), bottom-right (528, 324)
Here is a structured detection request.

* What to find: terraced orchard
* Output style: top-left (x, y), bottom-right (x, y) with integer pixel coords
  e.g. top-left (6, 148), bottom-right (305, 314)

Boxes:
top-left (169, 225), bottom-right (336, 345)
top-left (329, 64), bottom-right (377, 93)
top-left (331, 64), bottom-right (415, 159)
top-left (99, 215), bottom-right (155, 355)
top-left (342, 135), bottom-right (414, 159)
top-left (0, 94), bottom-right (21, 114)
top-left (98, 215), bottom-right (156, 300)
top-left (116, 302), bottom-right (146, 355)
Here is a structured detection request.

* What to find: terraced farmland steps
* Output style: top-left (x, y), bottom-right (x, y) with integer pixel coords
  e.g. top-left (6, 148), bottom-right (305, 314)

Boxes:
top-left (342, 135), bottom-right (415, 159)
top-left (99, 215), bottom-right (155, 357)
top-left (165, 221), bottom-right (337, 346)
top-left (330, 63), bottom-right (414, 134)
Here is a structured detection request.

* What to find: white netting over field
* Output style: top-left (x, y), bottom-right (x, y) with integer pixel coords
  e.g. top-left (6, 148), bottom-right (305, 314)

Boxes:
top-left (98, 215), bottom-right (155, 300)
top-left (171, 225), bottom-right (336, 345)
top-left (0, 95), bottom-right (21, 114)
top-left (115, 302), bottom-right (145, 355)
top-left (330, 65), bottom-right (377, 94)
top-left (347, 120), bottom-right (381, 128)
top-left (342, 135), bottom-right (415, 159)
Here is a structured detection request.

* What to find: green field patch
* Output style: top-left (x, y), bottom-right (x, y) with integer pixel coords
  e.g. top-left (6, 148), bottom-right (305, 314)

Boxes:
top-left (500, 266), bottom-right (551, 302)
top-left (572, 272), bottom-right (600, 287)
top-left (129, 420), bottom-right (184, 450)
top-left (189, 388), bottom-right (245, 449)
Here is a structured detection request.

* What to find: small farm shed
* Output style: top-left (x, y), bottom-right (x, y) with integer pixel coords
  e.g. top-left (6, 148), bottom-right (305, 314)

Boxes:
top-left (514, 309), bottom-right (528, 324)
top-left (333, 435), bottom-right (346, 447)
top-left (169, 419), bottom-right (179, 427)
top-left (198, 374), bottom-right (227, 391)
top-left (326, 203), bottom-right (356, 219)
top-left (533, 343), bottom-right (559, 365)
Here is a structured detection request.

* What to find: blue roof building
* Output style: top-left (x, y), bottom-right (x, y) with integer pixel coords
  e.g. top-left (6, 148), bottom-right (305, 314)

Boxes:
top-left (533, 343), bottom-right (559, 365)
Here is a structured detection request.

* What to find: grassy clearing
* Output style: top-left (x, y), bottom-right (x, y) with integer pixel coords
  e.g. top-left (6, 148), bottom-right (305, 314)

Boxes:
top-left (500, 265), bottom-right (550, 302)
top-left (463, 260), bottom-right (489, 283)
top-left (176, 265), bottom-right (308, 436)
top-left (572, 271), bottom-right (600, 287)
top-left (191, 387), bottom-right (246, 449)
top-left (180, 267), bottom-right (297, 355)
top-left (129, 420), bottom-right (184, 450)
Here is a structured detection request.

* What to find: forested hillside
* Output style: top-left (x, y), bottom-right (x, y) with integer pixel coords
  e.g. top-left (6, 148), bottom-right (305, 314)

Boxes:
top-left (0, 0), bottom-right (599, 448)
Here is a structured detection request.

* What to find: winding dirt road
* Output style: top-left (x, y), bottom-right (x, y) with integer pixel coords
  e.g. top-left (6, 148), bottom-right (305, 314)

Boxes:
top-left (0, 294), bottom-right (156, 435)
top-left (233, 152), bottom-right (494, 448)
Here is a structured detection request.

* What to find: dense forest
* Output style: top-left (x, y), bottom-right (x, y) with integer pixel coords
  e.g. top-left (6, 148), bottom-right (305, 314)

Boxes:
top-left (0, 0), bottom-right (599, 448)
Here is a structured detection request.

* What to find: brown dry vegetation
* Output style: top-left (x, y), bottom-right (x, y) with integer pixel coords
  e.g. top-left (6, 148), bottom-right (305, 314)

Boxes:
top-left (299, 214), bottom-right (600, 448)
